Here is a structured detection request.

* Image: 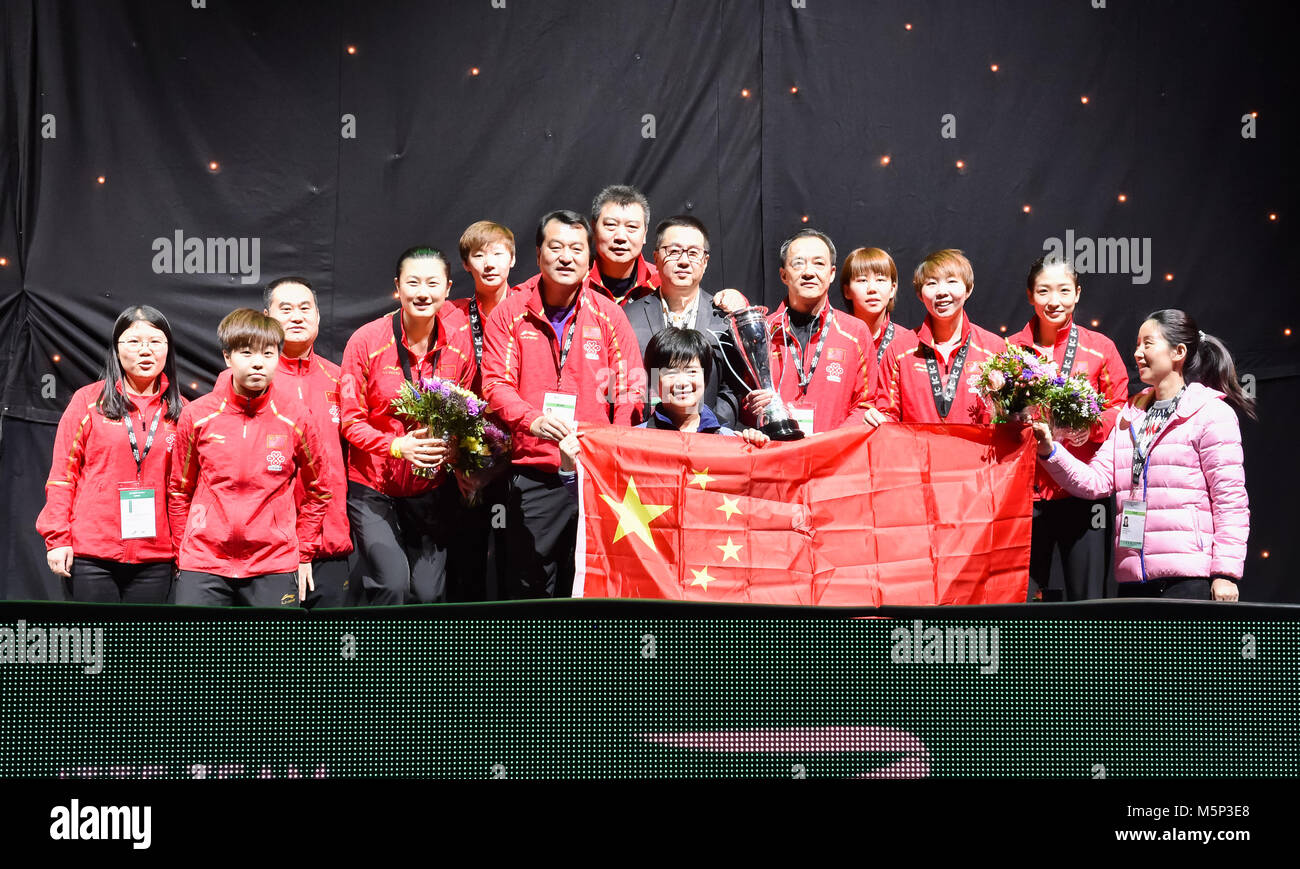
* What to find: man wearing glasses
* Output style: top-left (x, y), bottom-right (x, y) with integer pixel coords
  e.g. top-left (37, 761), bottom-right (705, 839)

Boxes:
top-left (623, 215), bottom-right (749, 427)
top-left (743, 229), bottom-right (882, 436)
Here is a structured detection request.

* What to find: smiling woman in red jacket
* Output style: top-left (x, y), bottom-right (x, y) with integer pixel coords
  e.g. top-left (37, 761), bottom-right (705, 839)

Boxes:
top-left (1009, 256), bottom-right (1130, 601)
top-left (339, 247), bottom-right (477, 605)
top-left (37, 305), bottom-right (186, 603)
top-left (1032, 310), bottom-right (1254, 601)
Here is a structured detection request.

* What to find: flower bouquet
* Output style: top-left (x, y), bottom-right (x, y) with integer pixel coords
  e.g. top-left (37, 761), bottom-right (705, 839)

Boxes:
top-left (390, 377), bottom-right (512, 492)
top-left (973, 346), bottom-right (1104, 431)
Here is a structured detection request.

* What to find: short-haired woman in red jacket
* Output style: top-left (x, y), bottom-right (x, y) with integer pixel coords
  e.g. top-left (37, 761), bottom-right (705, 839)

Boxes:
top-left (1031, 310), bottom-right (1255, 601)
top-left (37, 305), bottom-right (185, 602)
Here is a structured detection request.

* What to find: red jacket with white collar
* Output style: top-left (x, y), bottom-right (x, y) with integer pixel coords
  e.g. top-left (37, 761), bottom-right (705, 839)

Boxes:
top-left (216, 349), bottom-right (352, 557)
top-left (481, 282), bottom-right (645, 471)
top-left (875, 314), bottom-right (1007, 424)
top-left (1007, 317), bottom-right (1130, 500)
top-left (338, 308), bottom-right (476, 498)
top-left (762, 302), bottom-right (879, 434)
top-left (512, 259), bottom-right (660, 307)
top-left (37, 377), bottom-right (185, 563)
top-left (168, 377), bottom-right (331, 578)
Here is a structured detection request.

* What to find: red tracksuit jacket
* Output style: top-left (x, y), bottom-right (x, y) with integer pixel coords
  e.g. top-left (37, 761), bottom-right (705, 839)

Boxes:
top-left (215, 349), bottom-right (352, 557)
top-left (512, 259), bottom-right (660, 307)
top-left (37, 378), bottom-right (184, 563)
top-left (447, 290), bottom-right (524, 397)
top-left (338, 309), bottom-right (476, 497)
top-left (481, 282), bottom-right (646, 472)
top-left (763, 302), bottom-right (879, 434)
top-left (876, 315), bottom-right (1008, 424)
top-left (1006, 317), bottom-right (1130, 500)
top-left (168, 377), bottom-right (330, 578)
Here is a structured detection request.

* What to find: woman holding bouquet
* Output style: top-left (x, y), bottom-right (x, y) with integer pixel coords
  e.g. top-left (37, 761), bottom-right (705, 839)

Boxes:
top-left (339, 247), bottom-right (476, 604)
top-left (1030, 310), bottom-right (1253, 601)
top-left (1008, 257), bottom-right (1129, 601)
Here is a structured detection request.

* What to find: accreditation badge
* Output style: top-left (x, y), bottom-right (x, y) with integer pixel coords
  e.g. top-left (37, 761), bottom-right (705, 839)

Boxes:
top-left (1118, 499), bottom-right (1147, 550)
top-left (791, 406), bottom-right (816, 436)
top-left (542, 392), bottom-right (578, 425)
top-left (119, 486), bottom-right (157, 540)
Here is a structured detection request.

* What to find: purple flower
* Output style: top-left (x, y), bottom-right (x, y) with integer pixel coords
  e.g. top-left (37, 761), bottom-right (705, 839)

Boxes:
top-left (484, 423), bottom-right (504, 441)
top-left (421, 377), bottom-right (437, 391)
top-left (466, 397), bottom-right (481, 416)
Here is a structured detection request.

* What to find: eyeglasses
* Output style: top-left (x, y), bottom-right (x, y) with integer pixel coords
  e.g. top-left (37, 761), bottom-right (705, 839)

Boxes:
top-left (787, 258), bottom-right (830, 272)
top-left (118, 338), bottom-right (168, 352)
top-left (658, 245), bottom-right (709, 264)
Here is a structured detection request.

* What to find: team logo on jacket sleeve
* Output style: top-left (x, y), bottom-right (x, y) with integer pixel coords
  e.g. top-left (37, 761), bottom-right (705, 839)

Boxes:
top-left (266, 450), bottom-right (286, 472)
top-left (826, 362), bottom-right (844, 383)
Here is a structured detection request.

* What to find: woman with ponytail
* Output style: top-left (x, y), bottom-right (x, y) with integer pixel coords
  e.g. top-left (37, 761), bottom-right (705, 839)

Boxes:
top-left (1030, 310), bottom-right (1253, 600)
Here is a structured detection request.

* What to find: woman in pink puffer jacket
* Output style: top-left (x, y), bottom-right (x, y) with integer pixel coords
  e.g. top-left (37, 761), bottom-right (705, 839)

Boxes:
top-left (1031, 310), bottom-right (1255, 600)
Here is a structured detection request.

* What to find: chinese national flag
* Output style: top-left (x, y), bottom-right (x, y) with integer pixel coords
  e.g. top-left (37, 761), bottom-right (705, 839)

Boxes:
top-left (572, 423), bottom-right (1035, 605)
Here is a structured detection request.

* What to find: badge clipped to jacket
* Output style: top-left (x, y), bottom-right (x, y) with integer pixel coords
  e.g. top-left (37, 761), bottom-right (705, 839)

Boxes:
top-left (1118, 498), bottom-right (1146, 550)
top-left (118, 485), bottom-right (156, 540)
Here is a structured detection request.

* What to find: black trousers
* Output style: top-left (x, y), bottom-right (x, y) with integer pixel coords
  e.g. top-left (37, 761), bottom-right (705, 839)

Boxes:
top-left (302, 553), bottom-right (353, 610)
top-left (175, 570), bottom-right (299, 607)
top-left (1027, 496), bottom-right (1113, 602)
top-left (501, 468), bottom-right (578, 599)
top-left (347, 480), bottom-right (455, 605)
top-left (1117, 577), bottom-right (1213, 600)
top-left (446, 475), bottom-right (508, 602)
top-left (68, 557), bottom-right (172, 604)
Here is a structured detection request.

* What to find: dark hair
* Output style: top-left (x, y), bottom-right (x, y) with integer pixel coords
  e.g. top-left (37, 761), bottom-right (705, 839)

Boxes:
top-left (779, 228), bottom-right (837, 269)
top-left (393, 246), bottom-right (450, 280)
top-left (1145, 309), bottom-right (1257, 420)
top-left (591, 184), bottom-right (650, 226)
top-left (1025, 255), bottom-right (1079, 290)
top-left (654, 215), bottom-right (710, 250)
top-left (263, 276), bottom-right (316, 311)
top-left (644, 327), bottom-right (713, 384)
top-left (97, 305), bottom-right (183, 422)
top-left (219, 308), bottom-right (284, 355)
top-left (535, 209), bottom-right (594, 253)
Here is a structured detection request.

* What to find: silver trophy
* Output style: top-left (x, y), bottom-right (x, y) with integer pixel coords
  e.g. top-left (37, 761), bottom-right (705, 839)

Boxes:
top-left (725, 306), bottom-right (805, 441)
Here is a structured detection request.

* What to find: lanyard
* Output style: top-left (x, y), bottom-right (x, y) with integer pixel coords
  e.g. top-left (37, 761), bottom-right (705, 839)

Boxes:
top-left (549, 301), bottom-right (581, 387)
top-left (660, 293), bottom-right (699, 330)
top-left (923, 339), bottom-right (971, 419)
top-left (875, 321), bottom-right (896, 365)
top-left (1130, 386), bottom-right (1184, 491)
top-left (1031, 324), bottom-right (1078, 374)
top-left (468, 298), bottom-right (485, 368)
top-left (391, 312), bottom-right (442, 384)
top-left (124, 406), bottom-right (163, 478)
top-left (783, 308), bottom-right (829, 393)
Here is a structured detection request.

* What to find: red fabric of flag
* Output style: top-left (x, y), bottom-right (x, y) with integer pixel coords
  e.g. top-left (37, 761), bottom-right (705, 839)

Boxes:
top-left (573, 423), bottom-right (1034, 605)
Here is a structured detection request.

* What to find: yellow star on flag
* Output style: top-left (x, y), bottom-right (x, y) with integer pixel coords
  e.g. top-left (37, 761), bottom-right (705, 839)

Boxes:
top-left (717, 494), bottom-right (743, 521)
top-left (601, 478), bottom-right (671, 552)
top-left (690, 566), bottom-right (717, 590)
top-left (717, 537), bottom-right (742, 562)
top-left (689, 467), bottom-right (714, 490)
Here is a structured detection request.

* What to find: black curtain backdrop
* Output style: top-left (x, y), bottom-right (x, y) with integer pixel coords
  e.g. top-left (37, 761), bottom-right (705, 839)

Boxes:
top-left (1, 0), bottom-right (1295, 600)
